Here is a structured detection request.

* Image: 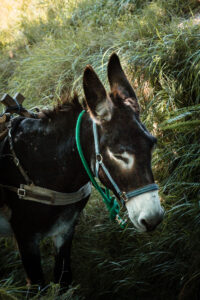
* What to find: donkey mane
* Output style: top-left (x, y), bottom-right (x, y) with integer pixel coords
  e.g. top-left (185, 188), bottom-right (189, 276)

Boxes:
top-left (39, 93), bottom-right (83, 119)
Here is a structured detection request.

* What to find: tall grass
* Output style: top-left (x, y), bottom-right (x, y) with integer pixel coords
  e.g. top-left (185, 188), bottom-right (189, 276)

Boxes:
top-left (0, 0), bottom-right (200, 299)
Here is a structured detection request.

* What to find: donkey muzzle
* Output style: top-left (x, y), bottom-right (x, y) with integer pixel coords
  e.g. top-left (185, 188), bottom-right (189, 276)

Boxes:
top-left (125, 190), bottom-right (164, 232)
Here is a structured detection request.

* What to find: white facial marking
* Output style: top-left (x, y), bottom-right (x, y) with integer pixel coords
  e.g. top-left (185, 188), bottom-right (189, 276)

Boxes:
top-left (107, 148), bottom-right (134, 170)
top-left (126, 191), bottom-right (164, 232)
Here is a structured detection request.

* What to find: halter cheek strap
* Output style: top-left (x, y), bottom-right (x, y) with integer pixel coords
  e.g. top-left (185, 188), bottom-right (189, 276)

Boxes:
top-left (75, 110), bottom-right (126, 227)
top-left (93, 122), bottom-right (123, 201)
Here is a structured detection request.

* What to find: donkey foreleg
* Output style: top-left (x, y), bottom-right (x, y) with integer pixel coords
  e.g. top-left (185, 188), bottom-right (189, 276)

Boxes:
top-left (53, 230), bottom-right (74, 288)
top-left (16, 236), bottom-right (45, 288)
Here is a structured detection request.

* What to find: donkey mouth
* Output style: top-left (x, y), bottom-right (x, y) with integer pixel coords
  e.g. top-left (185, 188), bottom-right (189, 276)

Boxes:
top-left (137, 211), bottom-right (164, 232)
top-left (125, 191), bottom-right (164, 232)
top-left (129, 212), bottom-right (164, 232)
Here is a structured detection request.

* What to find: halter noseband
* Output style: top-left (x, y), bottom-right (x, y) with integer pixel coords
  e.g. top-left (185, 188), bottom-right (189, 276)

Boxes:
top-left (76, 110), bottom-right (158, 207)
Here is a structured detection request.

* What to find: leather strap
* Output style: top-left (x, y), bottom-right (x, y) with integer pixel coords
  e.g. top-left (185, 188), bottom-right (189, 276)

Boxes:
top-left (8, 127), bottom-right (32, 185)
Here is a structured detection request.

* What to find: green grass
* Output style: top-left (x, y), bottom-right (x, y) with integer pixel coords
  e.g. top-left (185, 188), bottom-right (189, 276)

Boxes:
top-left (0, 0), bottom-right (200, 299)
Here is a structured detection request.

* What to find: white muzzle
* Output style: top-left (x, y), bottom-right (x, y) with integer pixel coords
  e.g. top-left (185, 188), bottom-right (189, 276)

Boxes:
top-left (125, 190), bottom-right (164, 232)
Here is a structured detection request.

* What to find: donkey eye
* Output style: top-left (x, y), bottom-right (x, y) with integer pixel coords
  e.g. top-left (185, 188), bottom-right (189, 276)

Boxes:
top-left (114, 154), bottom-right (128, 163)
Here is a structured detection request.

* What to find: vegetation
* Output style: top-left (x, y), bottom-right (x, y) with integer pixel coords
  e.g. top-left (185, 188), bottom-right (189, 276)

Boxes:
top-left (0, 0), bottom-right (200, 299)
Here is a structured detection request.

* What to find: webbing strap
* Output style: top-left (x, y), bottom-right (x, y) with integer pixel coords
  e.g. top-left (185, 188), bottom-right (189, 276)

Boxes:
top-left (0, 182), bottom-right (91, 205)
top-left (126, 184), bottom-right (158, 198)
top-left (75, 111), bottom-right (114, 200)
top-left (92, 122), bottom-right (100, 177)
top-left (93, 121), bottom-right (123, 201)
top-left (98, 161), bottom-right (122, 199)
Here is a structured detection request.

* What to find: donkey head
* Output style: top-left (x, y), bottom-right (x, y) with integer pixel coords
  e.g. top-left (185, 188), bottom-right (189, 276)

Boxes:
top-left (83, 53), bottom-right (164, 232)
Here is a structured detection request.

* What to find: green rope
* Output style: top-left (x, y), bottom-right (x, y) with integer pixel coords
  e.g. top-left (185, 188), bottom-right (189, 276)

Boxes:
top-left (75, 110), bottom-right (126, 228)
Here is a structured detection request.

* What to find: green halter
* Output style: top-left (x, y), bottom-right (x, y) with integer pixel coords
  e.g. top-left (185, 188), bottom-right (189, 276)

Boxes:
top-left (75, 110), bottom-right (126, 228)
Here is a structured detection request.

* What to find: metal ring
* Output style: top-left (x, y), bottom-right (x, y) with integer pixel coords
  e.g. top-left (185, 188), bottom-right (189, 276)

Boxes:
top-left (121, 192), bottom-right (128, 203)
top-left (96, 154), bottom-right (103, 164)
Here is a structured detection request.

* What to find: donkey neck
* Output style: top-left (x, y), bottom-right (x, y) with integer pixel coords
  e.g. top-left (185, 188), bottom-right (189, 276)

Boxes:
top-left (40, 110), bottom-right (95, 193)
top-left (39, 110), bottom-right (95, 192)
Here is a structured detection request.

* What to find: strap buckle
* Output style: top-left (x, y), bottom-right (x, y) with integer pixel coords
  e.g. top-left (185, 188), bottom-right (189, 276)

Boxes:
top-left (18, 188), bottom-right (26, 198)
top-left (120, 191), bottom-right (128, 203)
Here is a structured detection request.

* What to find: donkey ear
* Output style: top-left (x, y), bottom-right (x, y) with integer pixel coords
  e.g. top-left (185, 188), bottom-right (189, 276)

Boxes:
top-left (83, 65), bottom-right (113, 123)
top-left (107, 53), bottom-right (137, 100)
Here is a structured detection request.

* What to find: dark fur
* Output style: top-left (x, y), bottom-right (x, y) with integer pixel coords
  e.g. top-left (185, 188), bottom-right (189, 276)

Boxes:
top-left (0, 54), bottom-right (157, 289)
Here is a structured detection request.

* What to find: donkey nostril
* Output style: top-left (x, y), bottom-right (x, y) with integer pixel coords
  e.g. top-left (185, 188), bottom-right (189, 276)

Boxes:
top-left (140, 218), bottom-right (157, 232)
top-left (138, 211), bottom-right (164, 232)
top-left (140, 218), bottom-right (148, 228)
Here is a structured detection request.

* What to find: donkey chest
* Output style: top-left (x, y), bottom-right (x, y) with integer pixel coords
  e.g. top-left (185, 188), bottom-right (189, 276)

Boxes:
top-left (45, 211), bottom-right (79, 249)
